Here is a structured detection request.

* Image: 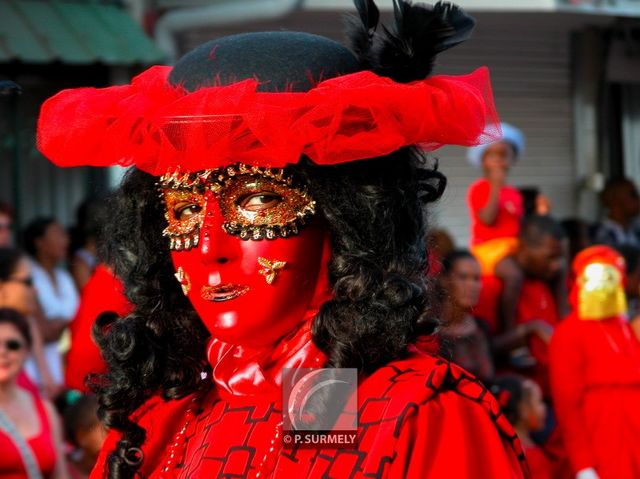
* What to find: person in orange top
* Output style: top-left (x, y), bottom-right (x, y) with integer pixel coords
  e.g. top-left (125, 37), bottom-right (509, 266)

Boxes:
top-left (549, 245), bottom-right (640, 479)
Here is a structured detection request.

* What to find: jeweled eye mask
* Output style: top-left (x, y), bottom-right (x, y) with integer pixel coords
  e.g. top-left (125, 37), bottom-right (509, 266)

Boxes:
top-left (159, 164), bottom-right (316, 251)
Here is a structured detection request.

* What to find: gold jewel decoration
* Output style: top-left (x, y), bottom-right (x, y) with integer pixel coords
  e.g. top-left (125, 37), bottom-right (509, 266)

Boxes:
top-left (577, 262), bottom-right (627, 320)
top-left (159, 168), bottom-right (215, 189)
top-left (174, 267), bottom-right (191, 295)
top-left (257, 257), bottom-right (287, 285)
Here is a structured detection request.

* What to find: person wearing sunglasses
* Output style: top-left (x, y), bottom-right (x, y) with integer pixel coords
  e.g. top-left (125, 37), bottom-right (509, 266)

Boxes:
top-left (0, 248), bottom-right (58, 398)
top-left (0, 307), bottom-right (69, 479)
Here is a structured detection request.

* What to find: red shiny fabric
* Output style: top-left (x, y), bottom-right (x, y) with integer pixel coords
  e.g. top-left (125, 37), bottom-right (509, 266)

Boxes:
top-left (549, 314), bottom-right (640, 478)
top-left (207, 318), bottom-right (325, 397)
top-left (91, 349), bottom-right (528, 478)
top-left (65, 264), bottom-right (132, 392)
top-left (0, 387), bottom-right (56, 479)
top-left (37, 67), bottom-right (500, 176)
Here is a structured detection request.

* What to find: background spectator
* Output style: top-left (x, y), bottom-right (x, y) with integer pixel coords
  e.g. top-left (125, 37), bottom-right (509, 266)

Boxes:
top-left (0, 308), bottom-right (69, 479)
top-left (56, 391), bottom-right (107, 479)
top-left (0, 247), bottom-right (57, 396)
top-left (593, 177), bottom-right (640, 248)
top-left (492, 375), bottom-right (552, 479)
top-left (22, 218), bottom-right (79, 388)
top-left (437, 250), bottom-right (494, 383)
top-left (68, 197), bottom-right (105, 292)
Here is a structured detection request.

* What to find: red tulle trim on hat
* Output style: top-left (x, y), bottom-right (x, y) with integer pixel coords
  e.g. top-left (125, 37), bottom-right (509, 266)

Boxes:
top-left (37, 65), bottom-right (500, 176)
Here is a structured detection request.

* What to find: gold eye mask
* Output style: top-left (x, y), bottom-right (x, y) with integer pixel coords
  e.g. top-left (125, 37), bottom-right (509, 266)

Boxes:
top-left (159, 164), bottom-right (316, 250)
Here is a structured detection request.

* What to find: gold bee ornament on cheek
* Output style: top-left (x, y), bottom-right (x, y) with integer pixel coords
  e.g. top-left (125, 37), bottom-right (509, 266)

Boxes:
top-left (159, 164), bottom-right (316, 251)
top-left (258, 257), bottom-right (287, 285)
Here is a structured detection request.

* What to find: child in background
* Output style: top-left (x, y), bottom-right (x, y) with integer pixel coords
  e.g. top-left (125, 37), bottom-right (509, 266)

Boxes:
top-left (492, 375), bottom-right (552, 479)
top-left (467, 124), bottom-right (529, 357)
top-left (56, 391), bottom-right (107, 479)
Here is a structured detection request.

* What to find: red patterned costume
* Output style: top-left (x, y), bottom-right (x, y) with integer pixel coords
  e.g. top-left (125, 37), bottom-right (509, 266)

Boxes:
top-left (550, 246), bottom-right (640, 479)
top-left (91, 346), bottom-right (525, 478)
top-left (37, 1), bottom-right (527, 478)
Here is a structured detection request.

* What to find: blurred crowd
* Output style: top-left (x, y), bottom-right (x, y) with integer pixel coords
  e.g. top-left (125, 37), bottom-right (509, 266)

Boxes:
top-left (1, 123), bottom-right (639, 478)
top-left (422, 123), bottom-right (640, 479)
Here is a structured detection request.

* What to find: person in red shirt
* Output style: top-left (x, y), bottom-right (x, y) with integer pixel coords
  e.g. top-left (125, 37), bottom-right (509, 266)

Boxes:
top-left (549, 246), bottom-right (640, 479)
top-left (475, 215), bottom-right (564, 340)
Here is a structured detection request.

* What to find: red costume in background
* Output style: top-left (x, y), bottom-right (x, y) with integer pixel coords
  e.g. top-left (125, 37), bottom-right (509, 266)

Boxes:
top-left (65, 264), bottom-right (131, 391)
top-left (550, 246), bottom-right (640, 478)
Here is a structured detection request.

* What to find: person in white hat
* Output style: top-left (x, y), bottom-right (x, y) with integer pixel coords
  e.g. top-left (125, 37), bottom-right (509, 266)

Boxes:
top-left (466, 123), bottom-right (525, 334)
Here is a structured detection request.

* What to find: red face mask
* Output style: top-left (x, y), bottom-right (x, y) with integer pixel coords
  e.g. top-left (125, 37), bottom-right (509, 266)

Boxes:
top-left (163, 165), bottom-right (329, 348)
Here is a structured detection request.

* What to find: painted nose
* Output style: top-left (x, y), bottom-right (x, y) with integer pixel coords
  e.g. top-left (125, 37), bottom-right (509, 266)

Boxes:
top-left (198, 193), bottom-right (240, 265)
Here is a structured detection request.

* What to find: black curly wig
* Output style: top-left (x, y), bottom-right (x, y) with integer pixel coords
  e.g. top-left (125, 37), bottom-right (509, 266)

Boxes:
top-left (90, 1), bottom-right (476, 476)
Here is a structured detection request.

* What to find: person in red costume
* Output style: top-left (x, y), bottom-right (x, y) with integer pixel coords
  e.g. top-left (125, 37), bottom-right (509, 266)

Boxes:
top-left (549, 245), bottom-right (640, 479)
top-left (64, 264), bottom-right (131, 392)
top-left (36, 1), bottom-right (527, 477)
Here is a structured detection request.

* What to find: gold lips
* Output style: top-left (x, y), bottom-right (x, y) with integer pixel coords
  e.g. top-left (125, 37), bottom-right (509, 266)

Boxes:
top-left (200, 284), bottom-right (249, 302)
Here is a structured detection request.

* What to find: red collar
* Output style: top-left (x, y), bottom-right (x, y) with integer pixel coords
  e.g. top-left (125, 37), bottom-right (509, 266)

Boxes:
top-left (207, 316), bottom-right (325, 398)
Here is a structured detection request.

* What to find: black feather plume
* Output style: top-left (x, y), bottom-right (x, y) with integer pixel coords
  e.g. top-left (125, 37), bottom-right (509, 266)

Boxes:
top-left (346, 0), bottom-right (475, 83)
top-left (345, 0), bottom-right (380, 65)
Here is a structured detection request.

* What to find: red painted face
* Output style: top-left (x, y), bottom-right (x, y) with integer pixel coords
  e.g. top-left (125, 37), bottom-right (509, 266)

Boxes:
top-left (163, 165), bottom-right (328, 348)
